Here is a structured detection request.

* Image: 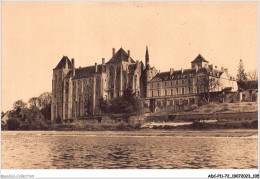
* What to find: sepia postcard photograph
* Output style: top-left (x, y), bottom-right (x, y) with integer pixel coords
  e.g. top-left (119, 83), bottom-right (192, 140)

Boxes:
top-left (1, 1), bottom-right (259, 178)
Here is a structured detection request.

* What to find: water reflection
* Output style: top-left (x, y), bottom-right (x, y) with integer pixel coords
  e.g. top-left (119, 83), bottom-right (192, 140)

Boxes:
top-left (1, 131), bottom-right (258, 169)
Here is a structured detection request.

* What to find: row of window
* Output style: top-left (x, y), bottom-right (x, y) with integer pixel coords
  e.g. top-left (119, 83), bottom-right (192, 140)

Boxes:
top-left (151, 77), bottom-right (208, 88)
top-left (151, 86), bottom-right (202, 97)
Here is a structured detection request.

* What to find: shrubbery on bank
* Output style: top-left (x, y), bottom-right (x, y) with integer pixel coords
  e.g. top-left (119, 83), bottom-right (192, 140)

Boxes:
top-left (3, 117), bottom-right (144, 131)
top-left (7, 118), bottom-right (20, 130)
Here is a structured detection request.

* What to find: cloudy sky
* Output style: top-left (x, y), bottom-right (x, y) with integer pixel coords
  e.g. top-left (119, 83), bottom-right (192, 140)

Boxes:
top-left (2, 1), bottom-right (258, 111)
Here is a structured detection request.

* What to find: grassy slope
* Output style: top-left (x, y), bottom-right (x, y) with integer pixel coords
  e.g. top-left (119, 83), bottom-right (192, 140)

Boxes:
top-left (190, 102), bottom-right (258, 114)
top-left (148, 102), bottom-right (258, 116)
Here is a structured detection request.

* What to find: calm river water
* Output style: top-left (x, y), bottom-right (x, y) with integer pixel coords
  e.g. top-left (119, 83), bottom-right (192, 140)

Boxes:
top-left (1, 130), bottom-right (258, 169)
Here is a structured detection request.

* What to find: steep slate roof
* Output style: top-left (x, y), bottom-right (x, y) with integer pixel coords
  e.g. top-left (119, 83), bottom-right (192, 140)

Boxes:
top-left (53, 56), bottom-right (73, 70)
top-left (106, 48), bottom-right (135, 64)
top-left (65, 65), bottom-right (104, 79)
top-left (191, 54), bottom-right (209, 63)
top-left (151, 68), bottom-right (211, 81)
top-left (128, 61), bottom-right (144, 74)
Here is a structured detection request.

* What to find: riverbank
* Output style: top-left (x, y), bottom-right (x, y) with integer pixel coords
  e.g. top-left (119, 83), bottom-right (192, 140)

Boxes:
top-left (2, 102), bottom-right (258, 131)
top-left (1, 129), bottom-right (258, 138)
top-left (2, 119), bottom-right (258, 131)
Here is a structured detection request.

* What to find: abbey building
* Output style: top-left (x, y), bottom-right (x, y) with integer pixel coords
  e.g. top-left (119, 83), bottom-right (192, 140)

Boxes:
top-left (51, 47), bottom-right (237, 121)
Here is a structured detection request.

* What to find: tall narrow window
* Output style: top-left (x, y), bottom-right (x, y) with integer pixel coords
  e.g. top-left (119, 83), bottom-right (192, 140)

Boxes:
top-left (165, 89), bottom-right (167, 96)
top-left (152, 91), bottom-right (154, 97)
top-left (65, 82), bottom-right (69, 94)
top-left (176, 88), bottom-right (179, 95)
top-left (189, 87), bottom-right (191, 94)
top-left (171, 89), bottom-right (173, 95)
top-left (157, 90), bottom-right (160, 96)
top-left (182, 88), bottom-right (184, 94)
top-left (176, 80), bottom-right (178, 85)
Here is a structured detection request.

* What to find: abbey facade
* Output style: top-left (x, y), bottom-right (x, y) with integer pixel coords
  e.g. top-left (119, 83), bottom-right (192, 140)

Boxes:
top-left (51, 47), bottom-right (237, 121)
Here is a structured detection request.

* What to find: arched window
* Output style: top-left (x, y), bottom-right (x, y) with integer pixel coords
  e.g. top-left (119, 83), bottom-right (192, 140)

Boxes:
top-left (116, 67), bottom-right (120, 79)
top-left (73, 82), bottom-right (76, 92)
top-left (65, 81), bottom-right (69, 94)
top-left (109, 66), bottom-right (115, 76)
top-left (59, 71), bottom-right (62, 81)
top-left (109, 66), bottom-right (115, 89)
top-left (78, 81), bottom-right (81, 94)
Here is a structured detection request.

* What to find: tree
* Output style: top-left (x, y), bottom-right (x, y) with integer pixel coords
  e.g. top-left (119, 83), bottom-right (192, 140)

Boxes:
top-left (7, 118), bottom-right (20, 130)
top-left (99, 97), bottom-right (108, 113)
top-left (13, 100), bottom-right (27, 110)
top-left (1, 111), bottom-right (5, 117)
top-left (40, 104), bottom-right (51, 121)
top-left (38, 92), bottom-right (52, 110)
top-left (28, 97), bottom-right (40, 109)
top-left (237, 59), bottom-right (247, 82)
top-left (247, 69), bottom-right (258, 81)
top-left (201, 76), bottom-right (222, 103)
top-left (38, 92), bottom-right (52, 120)
top-left (109, 88), bottom-right (142, 114)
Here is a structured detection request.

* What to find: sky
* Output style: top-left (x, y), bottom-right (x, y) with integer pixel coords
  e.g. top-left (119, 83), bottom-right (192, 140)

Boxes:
top-left (2, 1), bottom-right (258, 112)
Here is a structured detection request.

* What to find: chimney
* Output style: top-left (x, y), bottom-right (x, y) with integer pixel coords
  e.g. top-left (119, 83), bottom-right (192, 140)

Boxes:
top-left (128, 50), bottom-right (131, 63)
top-left (221, 67), bottom-right (224, 72)
top-left (170, 68), bottom-right (174, 75)
top-left (224, 68), bottom-right (228, 74)
top-left (181, 68), bottom-right (183, 73)
top-left (102, 58), bottom-right (105, 65)
top-left (72, 58), bottom-right (75, 77)
top-left (112, 48), bottom-right (115, 56)
top-left (95, 63), bottom-right (98, 73)
top-left (158, 70), bottom-right (160, 74)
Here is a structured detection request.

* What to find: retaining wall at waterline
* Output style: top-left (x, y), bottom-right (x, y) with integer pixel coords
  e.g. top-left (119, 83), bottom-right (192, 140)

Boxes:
top-left (144, 111), bottom-right (258, 123)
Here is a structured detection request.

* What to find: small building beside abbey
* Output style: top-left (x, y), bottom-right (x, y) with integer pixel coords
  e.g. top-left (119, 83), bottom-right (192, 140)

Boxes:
top-left (51, 47), bottom-right (238, 121)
